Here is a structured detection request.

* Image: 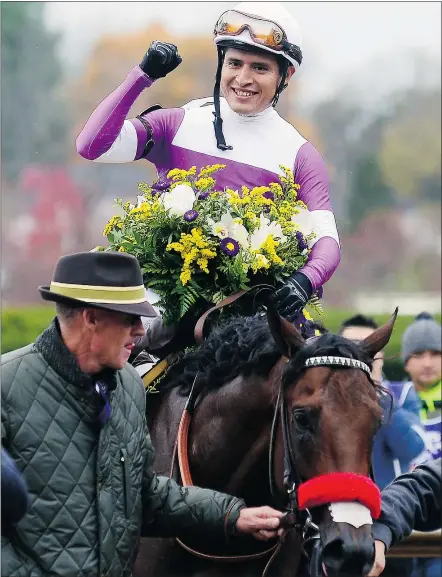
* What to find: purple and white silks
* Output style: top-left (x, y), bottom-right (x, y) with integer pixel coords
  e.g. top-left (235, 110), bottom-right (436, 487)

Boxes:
top-left (76, 66), bottom-right (341, 290)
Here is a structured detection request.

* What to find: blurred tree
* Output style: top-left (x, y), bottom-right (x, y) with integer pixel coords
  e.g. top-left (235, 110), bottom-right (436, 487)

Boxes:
top-left (378, 88), bottom-right (441, 202)
top-left (348, 154), bottom-right (395, 232)
top-left (1, 2), bottom-right (67, 182)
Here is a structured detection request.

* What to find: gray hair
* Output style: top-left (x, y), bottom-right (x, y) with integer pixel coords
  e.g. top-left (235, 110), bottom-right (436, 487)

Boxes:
top-left (55, 303), bottom-right (84, 325)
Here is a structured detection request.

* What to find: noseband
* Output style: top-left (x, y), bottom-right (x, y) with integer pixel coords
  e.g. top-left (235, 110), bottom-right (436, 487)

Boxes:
top-left (269, 354), bottom-right (379, 559)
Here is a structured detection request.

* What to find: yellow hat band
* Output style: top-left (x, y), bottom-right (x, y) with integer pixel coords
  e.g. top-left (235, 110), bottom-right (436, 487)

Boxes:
top-left (49, 281), bottom-right (146, 304)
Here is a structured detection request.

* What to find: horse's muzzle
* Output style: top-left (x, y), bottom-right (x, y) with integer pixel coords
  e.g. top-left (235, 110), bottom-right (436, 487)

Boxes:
top-left (319, 522), bottom-right (375, 577)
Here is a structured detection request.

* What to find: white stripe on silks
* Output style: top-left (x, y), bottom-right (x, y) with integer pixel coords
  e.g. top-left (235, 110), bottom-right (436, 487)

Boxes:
top-left (94, 120), bottom-right (138, 163)
top-left (310, 210), bottom-right (340, 247)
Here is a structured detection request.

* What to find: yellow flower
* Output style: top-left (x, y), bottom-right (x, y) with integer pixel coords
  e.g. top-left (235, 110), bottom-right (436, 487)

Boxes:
top-left (278, 200), bottom-right (298, 221)
top-left (261, 235), bottom-right (284, 266)
top-left (167, 166), bottom-right (197, 182)
top-left (196, 257), bottom-right (210, 273)
top-left (303, 309), bottom-right (313, 321)
top-left (103, 215), bottom-right (123, 236)
top-left (167, 228), bottom-right (216, 285)
top-left (118, 246), bottom-right (125, 252)
top-left (269, 182), bottom-right (283, 198)
top-left (180, 268), bottom-right (192, 285)
top-left (129, 202), bottom-right (151, 219)
top-left (197, 164), bottom-right (226, 178)
top-left (251, 253), bottom-right (270, 273)
top-left (194, 177), bottom-right (215, 191)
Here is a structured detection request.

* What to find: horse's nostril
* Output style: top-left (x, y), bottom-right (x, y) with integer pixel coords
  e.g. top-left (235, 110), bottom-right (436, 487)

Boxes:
top-left (321, 538), bottom-right (345, 574)
top-left (322, 538), bottom-right (374, 576)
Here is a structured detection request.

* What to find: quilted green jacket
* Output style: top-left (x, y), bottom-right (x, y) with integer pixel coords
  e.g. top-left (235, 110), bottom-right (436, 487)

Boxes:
top-left (1, 320), bottom-right (245, 577)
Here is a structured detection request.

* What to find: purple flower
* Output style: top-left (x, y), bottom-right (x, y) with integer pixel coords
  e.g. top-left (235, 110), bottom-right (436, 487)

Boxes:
top-left (295, 231), bottom-right (308, 251)
top-left (220, 237), bottom-right (240, 257)
top-left (151, 175), bottom-right (171, 195)
top-left (184, 210), bottom-right (199, 222)
top-left (262, 190), bottom-right (275, 202)
top-left (315, 286), bottom-right (324, 299)
top-left (198, 191), bottom-right (210, 200)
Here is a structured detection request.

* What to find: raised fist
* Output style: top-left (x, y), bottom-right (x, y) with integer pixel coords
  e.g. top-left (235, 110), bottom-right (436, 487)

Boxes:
top-left (140, 40), bottom-right (182, 79)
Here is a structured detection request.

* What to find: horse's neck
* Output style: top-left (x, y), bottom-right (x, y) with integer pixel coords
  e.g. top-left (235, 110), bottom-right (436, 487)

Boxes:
top-left (188, 367), bottom-right (283, 500)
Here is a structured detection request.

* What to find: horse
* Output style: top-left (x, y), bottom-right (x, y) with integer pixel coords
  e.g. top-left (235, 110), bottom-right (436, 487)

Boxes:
top-left (133, 305), bottom-right (398, 577)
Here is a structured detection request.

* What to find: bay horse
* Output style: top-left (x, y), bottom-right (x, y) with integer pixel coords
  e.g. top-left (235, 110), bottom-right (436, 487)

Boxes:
top-left (134, 306), bottom-right (397, 577)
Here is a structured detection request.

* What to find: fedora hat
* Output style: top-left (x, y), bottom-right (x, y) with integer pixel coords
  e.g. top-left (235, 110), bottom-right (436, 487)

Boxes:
top-left (39, 251), bottom-right (156, 317)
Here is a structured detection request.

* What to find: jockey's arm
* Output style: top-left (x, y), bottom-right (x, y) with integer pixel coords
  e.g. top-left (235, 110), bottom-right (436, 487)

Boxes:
top-left (294, 142), bottom-right (341, 291)
top-left (76, 66), bottom-right (184, 165)
top-left (76, 66), bottom-right (156, 162)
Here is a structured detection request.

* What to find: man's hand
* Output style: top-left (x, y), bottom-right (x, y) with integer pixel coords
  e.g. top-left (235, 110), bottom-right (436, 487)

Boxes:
top-left (235, 506), bottom-right (285, 541)
top-left (368, 540), bottom-right (386, 576)
top-left (140, 41), bottom-right (182, 79)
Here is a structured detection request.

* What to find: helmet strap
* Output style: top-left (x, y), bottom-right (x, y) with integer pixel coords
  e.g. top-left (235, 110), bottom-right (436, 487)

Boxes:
top-left (213, 48), bottom-right (233, 151)
top-left (272, 61), bottom-right (289, 107)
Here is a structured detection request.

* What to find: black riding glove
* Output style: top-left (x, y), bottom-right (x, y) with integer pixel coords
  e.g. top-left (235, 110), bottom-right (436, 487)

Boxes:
top-left (140, 40), bottom-right (182, 79)
top-left (272, 272), bottom-right (313, 323)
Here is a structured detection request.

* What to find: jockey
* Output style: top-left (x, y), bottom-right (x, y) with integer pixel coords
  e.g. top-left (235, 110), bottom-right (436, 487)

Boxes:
top-left (77, 2), bottom-right (341, 362)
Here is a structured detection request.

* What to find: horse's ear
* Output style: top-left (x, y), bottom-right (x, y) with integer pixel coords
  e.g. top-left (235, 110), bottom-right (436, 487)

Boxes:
top-left (266, 300), bottom-right (304, 358)
top-left (360, 307), bottom-right (399, 358)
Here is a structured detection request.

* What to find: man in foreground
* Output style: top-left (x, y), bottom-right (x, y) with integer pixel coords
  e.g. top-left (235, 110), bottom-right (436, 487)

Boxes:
top-left (1, 251), bottom-right (283, 576)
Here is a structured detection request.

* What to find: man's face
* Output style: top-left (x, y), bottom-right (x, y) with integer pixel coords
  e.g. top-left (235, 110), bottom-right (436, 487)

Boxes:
top-left (340, 325), bottom-right (384, 384)
top-left (221, 48), bottom-right (288, 114)
top-left (89, 309), bottom-right (145, 370)
top-left (405, 350), bottom-right (442, 390)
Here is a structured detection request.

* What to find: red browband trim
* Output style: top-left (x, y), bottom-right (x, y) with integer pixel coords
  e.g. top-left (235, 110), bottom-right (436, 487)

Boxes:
top-left (297, 472), bottom-right (381, 519)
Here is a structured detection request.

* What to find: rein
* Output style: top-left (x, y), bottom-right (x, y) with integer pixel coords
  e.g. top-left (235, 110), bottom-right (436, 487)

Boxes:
top-left (170, 375), bottom-right (284, 574)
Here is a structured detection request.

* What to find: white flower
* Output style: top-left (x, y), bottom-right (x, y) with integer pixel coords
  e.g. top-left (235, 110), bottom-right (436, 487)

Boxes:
top-left (136, 195), bottom-right (145, 208)
top-left (291, 207), bottom-right (314, 239)
top-left (249, 215), bottom-right (286, 250)
top-left (207, 212), bottom-right (249, 248)
top-left (161, 184), bottom-right (196, 217)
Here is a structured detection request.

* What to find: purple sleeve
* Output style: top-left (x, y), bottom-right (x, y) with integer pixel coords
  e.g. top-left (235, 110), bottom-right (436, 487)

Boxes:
top-left (294, 142), bottom-right (341, 290)
top-left (76, 66), bottom-right (154, 160)
top-left (301, 238), bottom-right (341, 290)
top-left (294, 141), bottom-right (332, 212)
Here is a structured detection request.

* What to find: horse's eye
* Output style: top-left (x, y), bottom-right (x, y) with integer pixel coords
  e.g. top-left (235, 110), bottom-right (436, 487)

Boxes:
top-left (292, 408), bottom-right (311, 430)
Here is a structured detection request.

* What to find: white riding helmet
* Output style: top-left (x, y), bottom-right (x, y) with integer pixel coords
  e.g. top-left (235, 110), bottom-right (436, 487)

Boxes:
top-left (214, 2), bottom-right (303, 69)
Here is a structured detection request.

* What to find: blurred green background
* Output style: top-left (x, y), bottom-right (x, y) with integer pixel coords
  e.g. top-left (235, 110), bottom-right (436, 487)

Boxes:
top-left (3, 306), bottom-right (440, 381)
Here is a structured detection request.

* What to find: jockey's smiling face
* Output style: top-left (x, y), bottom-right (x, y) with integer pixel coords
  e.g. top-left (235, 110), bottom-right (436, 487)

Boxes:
top-left (221, 48), bottom-right (293, 115)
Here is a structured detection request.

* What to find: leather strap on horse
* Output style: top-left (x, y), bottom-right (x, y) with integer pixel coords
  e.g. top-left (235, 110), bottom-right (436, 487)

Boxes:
top-left (194, 284), bottom-right (274, 345)
top-left (171, 374), bottom-right (282, 567)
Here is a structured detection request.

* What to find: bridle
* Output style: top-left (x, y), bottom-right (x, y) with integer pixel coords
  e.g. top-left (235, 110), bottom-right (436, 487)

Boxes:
top-left (170, 349), bottom-right (379, 576)
top-left (268, 354), bottom-right (374, 572)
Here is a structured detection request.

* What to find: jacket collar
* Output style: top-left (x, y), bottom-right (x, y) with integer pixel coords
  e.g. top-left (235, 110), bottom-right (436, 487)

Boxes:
top-left (35, 318), bottom-right (119, 391)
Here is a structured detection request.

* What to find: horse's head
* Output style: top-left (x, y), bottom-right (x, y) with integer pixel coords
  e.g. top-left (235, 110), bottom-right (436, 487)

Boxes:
top-left (268, 305), bottom-right (398, 577)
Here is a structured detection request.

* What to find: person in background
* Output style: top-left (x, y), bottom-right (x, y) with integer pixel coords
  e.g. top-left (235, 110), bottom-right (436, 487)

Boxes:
top-left (368, 458), bottom-right (441, 577)
top-left (398, 312), bottom-right (441, 465)
top-left (339, 314), bottom-right (426, 489)
top-left (1, 447), bottom-right (29, 529)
